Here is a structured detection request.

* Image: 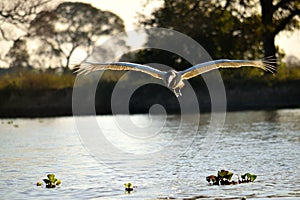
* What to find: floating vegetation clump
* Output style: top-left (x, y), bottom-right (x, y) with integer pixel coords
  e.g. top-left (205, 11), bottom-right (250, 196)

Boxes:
top-left (124, 182), bottom-right (137, 193)
top-left (37, 174), bottom-right (61, 188)
top-left (206, 170), bottom-right (257, 185)
top-left (241, 173), bottom-right (257, 183)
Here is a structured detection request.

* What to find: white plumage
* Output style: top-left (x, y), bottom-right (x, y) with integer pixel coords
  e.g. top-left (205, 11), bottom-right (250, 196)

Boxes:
top-left (74, 59), bottom-right (276, 97)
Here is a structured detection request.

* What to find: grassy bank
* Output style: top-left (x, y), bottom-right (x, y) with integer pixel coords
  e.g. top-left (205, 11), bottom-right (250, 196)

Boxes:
top-left (0, 66), bottom-right (299, 118)
top-left (1, 63), bottom-right (300, 90)
top-left (0, 71), bottom-right (75, 90)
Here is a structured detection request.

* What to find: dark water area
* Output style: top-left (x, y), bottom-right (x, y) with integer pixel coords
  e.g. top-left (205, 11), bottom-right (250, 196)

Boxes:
top-left (0, 109), bottom-right (299, 199)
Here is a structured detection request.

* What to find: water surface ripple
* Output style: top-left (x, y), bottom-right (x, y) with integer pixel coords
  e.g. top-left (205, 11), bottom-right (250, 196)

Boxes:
top-left (0, 109), bottom-right (299, 199)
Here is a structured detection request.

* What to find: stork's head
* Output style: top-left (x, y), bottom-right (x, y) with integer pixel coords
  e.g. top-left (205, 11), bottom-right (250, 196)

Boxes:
top-left (163, 69), bottom-right (185, 97)
top-left (163, 70), bottom-right (178, 88)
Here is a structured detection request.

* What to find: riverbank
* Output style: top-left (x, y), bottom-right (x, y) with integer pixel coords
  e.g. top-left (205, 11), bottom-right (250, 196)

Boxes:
top-left (0, 79), bottom-right (299, 118)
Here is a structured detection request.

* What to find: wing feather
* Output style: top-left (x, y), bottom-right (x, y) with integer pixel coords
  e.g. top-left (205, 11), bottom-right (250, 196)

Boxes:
top-left (74, 61), bottom-right (165, 80)
top-left (180, 59), bottom-right (276, 80)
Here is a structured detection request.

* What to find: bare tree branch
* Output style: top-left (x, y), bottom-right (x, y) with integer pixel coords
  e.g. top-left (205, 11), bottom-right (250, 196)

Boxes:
top-left (274, 8), bottom-right (300, 35)
top-left (0, 25), bottom-right (9, 40)
top-left (274, 0), bottom-right (295, 10)
top-left (0, 0), bottom-right (51, 40)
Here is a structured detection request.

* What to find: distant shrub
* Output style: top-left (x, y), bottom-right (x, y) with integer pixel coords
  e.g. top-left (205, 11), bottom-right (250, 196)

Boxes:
top-left (274, 64), bottom-right (300, 81)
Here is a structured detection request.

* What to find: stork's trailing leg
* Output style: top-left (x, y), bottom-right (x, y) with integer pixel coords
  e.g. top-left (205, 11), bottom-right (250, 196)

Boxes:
top-left (178, 88), bottom-right (182, 96)
top-left (173, 88), bottom-right (182, 97)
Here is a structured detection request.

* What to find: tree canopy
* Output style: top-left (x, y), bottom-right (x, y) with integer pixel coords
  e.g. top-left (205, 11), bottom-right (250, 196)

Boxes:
top-left (140, 0), bottom-right (263, 60)
top-left (6, 38), bottom-right (30, 69)
top-left (137, 0), bottom-right (300, 69)
top-left (224, 0), bottom-right (300, 64)
top-left (0, 1), bottom-right (125, 70)
top-left (29, 2), bottom-right (125, 69)
top-left (0, 0), bottom-right (50, 40)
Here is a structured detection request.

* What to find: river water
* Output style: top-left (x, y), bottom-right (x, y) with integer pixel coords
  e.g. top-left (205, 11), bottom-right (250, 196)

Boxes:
top-left (0, 109), bottom-right (299, 199)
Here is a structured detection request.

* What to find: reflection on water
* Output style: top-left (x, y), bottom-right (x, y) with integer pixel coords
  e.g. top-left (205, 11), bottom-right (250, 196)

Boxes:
top-left (0, 109), bottom-right (299, 199)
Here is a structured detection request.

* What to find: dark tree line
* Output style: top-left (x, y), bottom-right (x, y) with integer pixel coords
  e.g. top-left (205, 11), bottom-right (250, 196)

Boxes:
top-left (226, 0), bottom-right (300, 64)
top-left (138, 0), bottom-right (300, 68)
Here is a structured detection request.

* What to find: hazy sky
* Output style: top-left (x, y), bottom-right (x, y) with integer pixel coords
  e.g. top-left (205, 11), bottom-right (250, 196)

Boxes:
top-left (72, 0), bottom-right (300, 58)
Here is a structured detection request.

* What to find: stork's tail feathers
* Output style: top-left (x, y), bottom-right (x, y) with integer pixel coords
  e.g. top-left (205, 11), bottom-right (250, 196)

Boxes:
top-left (73, 63), bottom-right (95, 75)
top-left (71, 60), bottom-right (95, 75)
top-left (259, 56), bottom-right (277, 73)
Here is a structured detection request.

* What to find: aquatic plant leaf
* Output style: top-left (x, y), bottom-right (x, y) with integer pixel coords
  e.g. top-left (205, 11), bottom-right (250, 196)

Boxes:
top-left (250, 174), bottom-right (257, 182)
top-left (56, 179), bottom-right (61, 185)
top-left (36, 182), bottom-right (42, 186)
top-left (244, 173), bottom-right (257, 182)
top-left (218, 170), bottom-right (233, 180)
top-left (124, 183), bottom-right (133, 189)
top-left (47, 174), bottom-right (56, 183)
top-left (43, 179), bottom-right (50, 184)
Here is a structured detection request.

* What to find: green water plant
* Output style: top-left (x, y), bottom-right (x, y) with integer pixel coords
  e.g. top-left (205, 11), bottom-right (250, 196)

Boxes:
top-left (218, 170), bottom-right (233, 181)
top-left (206, 170), bottom-right (257, 185)
top-left (37, 174), bottom-right (61, 188)
top-left (241, 173), bottom-right (257, 183)
top-left (124, 182), bottom-right (137, 193)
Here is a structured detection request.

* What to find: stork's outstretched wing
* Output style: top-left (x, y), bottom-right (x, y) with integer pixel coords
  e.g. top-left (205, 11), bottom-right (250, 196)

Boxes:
top-left (74, 61), bottom-right (165, 80)
top-left (180, 59), bottom-right (276, 80)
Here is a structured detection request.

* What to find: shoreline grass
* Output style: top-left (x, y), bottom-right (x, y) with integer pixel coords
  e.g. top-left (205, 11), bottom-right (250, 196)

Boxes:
top-left (1, 63), bottom-right (300, 91)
